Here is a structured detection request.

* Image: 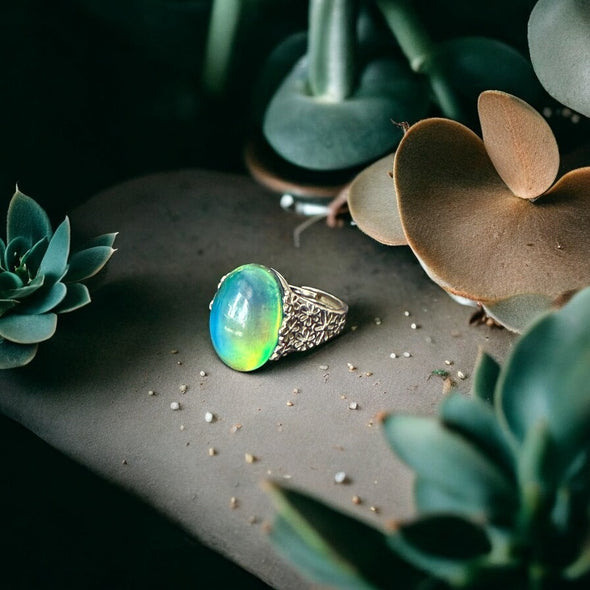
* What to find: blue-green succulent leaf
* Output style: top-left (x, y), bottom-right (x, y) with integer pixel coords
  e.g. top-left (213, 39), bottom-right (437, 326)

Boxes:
top-left (79, 232), bottom-right (118, 249)
top-left (0, 312), bottom-right (57, 344)
top-left (387, 515), bottom-right (491, 585)
top-left (472, 349), bottom-right (501, 405)
top-left (497, 287), bottom-right (590, 474)
top-left (38, 217), bottom-right (70, 282)
top-left (0, 338), bottom-right (38, 369)
top-left (19, 282), bottom-right (67, 315)
top-left (0, 272), bottom-right (24, 292)
top-left (20, 237), bottom-right (49, 277)
top-left (4, 236), bottom-right (29, 272)
top-left (3, 274), bottom-right (45, 301)
top-left (0, 238), bottom-right (5, 270)
top-left (54, 283), bottom-right (91, 314)
top-left (65, 246), bottom-right (116, 283)
top-left (441, 393), bottom-right (515, 478)
top-left (0, 299), bottom-right (18, 317)
top-left (263, 56), bottom-right (429, 170)
top-left (7, 189), bottom-right (53, 248)
top-left (265, 482), bottom-right (423, 589)
top-left (414, 477), bottom-right (487, 520)
top-left (383, 414), bottom-right (517, 519)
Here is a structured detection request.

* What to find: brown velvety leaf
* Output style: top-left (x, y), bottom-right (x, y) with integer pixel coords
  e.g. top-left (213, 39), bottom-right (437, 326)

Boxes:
top-left (478, 90), bottom-right (559, 200)
top-left (347, 153), bottom-right (407, 246)
top-left (394, 118), bottom-right (590, 303)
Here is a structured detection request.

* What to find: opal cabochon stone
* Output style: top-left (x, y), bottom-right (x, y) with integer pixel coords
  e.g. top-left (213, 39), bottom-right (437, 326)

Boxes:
top-left (209, 264), bottom-right (284, 371)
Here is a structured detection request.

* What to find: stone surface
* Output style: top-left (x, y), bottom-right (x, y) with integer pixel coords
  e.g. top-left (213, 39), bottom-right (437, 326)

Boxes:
top-left (0, 169), bottom-right (516, 589)
top-left (210, 264), bottom-right (283, 372)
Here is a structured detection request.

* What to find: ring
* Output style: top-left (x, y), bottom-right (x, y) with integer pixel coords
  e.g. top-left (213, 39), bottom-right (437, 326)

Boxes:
top-left (209, 263), bottom-right (348, 371)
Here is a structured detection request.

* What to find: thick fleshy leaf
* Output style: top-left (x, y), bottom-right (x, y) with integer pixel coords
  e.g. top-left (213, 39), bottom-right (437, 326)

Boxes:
top-left (483, 293), bottom-right (553, 334)
top-left (0, 338), bottom-right (38, 369)
top-left (38, 217), bottom-right (70, 282)
top-left (7, 189), bottom-right (52, 248)
top-left (387, 515), bottom-right (491, 586)
top-left (478, 90), bottom-right (559, 199)
top-left (79, 232), bottom-right (118, 249)
top-left (65, 246), bottom-right (116, 282)
top-left (528, 0), bottom-right (590, 118)
top-left (0, 272), bottom-right (23, 292)
top-left (497, 287), bottom-right (590, 474)
top-left (383, 414), bottom-right (517, 519)
top-left (0, 312), bottom-right (57, 344)
top-left (0, 299), bottom-right (18, 317)
top-left (394, 117), bottom-right (590, 303)
top-left (264, 482), bottom-right (422, 589)
top-left (440, 393), bottom-right (515, 479)
top-left (264, 55), bottom-right (429, 170)
top-left (3, 275), bottom-right (45, 302)
top-left (472, 350), bottom-right (501, 405)
top-left (20, 237), bottom-right (49, 277)
top-left (347, 153), bottom-right (407, 246)
top-left (19, 282), bottom-right (67, 315)
top-left (0, 238), bottom-right (5, 270)
top-left (5, 236), bottom-right (29, 272)
top-left (54, 283), bottom-right (91, 314)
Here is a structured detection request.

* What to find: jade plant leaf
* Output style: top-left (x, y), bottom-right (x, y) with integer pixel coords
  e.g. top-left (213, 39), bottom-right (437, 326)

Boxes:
top-left (264, 482), bottom-right (424, 589)
top-left (346, 153), bottom-right (406, 246)
top-left (497, 287), bottom-right (590, 476)
top-left (0, 312), bottom-right (57, 344)
top-left (263, 56), bottom-right (429, 170)
top-left (7, 189), bottom-right (52, 248)
top-left (382, 414), bottom-right (517, 520)
top-left (0, 339), bottom-right (38, 369)
top-left (528, 0), bottom-right (590, 118)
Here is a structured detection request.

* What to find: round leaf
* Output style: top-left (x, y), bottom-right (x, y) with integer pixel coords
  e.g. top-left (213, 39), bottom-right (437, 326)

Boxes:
top-left (264, 56), bottom-right (429, 170)
top-left (19, 282), bottom-right (67, 315)
top-left (0, 339), bottom-right (38, 369)
top-left (0, 312), bottom-right (57, 344)
top-left (528, 0), bottom-right (590, 117)
top-left (54, 283), bottom-right (91, 314)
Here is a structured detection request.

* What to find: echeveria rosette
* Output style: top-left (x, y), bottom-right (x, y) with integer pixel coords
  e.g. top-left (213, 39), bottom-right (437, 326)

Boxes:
top-left (0, 189), bottom-right (116, 368)
top-left (349, 90), bottom-right (590, 332)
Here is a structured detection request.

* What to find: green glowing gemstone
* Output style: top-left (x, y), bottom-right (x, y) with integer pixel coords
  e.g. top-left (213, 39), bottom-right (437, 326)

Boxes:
top-left (209, 264), bottom-right (284, 371)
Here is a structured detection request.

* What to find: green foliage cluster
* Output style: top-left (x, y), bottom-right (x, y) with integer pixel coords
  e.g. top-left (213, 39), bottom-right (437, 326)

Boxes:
top-left (0, 190), bottom-right (116, 368)
top-left (267, 287), bottom-right (590, 589)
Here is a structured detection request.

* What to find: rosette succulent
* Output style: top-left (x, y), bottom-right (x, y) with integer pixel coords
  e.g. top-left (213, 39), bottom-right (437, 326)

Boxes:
top-left (0, 189), bottom-right (116, 368)
top-left (265, 286), bottom-right (590, 589)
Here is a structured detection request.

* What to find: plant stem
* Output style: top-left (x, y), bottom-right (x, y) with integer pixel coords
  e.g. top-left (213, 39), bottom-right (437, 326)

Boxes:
top-left (308, 0), bottom-right (358, 102)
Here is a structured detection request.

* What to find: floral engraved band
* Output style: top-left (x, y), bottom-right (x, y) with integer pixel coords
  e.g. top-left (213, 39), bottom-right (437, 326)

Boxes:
top-left (209, 263), bottom-right (348, 372)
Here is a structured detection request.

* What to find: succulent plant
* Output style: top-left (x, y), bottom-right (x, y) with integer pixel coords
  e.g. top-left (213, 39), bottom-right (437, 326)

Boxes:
top-left (347, 90), bottom-right (590, 332)
top-left (265, 286), bottom-right (590, 589)
top-left (0, 189), bottom-right (116, 368)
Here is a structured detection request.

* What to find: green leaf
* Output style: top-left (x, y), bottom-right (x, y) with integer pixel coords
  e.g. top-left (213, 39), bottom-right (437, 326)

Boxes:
top-left (528, 0), bottom-right (590, 117)
top-left (0, 338), bottom-right (38, 369)
top-left (263, 56), bottom-right (429, 170)
top-left (265, 482), bottom-right (424, 589)
top-left (383, 414), bottom-right (517, 520)
top-left (54, 283), bottom-right (91, 314)
top-left (4, 236), bottom-right (29, 271)
top-left (0, 299), bottom-right (18, 317)
top-left (414, 477), bottom-right (487, 519)
top-left (38, 217), bottom-right (70, 282)
top-left (3, 275), bottom-right (45, 302)
top-left (7, 189), bottom-right (52, 248)
top-left (79, 232), bottom-right (118, 249)
top-left (497, 287), bottom-right (590, 474)
top-left (387, 515), bottom-right (491, 586)
top-left (440, 393), bottom-right (515, 480)
top-left (0, 312), bottom-right (57, 344)
top-left (0, 272), bottom-right (24, 292)
top-left (65, 245), bottom-right (116, 283)
top-left (20, 237), bottom-right (49, 277)
top-left (472, 349), bottom-right (501, 405)
top-left (0, 238), bottom-right (5, 270)
top-left (19, 282), bottom-right (67, 315)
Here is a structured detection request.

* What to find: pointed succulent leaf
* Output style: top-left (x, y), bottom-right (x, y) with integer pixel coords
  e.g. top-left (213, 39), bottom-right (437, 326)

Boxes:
top-left (7, 189), bottom-right (53, 247)
top-left (440, 393), bottom-right (515, 478)
top-left (19, 282), bottom-right (67, 315)
top-left (414, 477), bottom-right (488, 520)
top-left (497, 287), bottom-right (590, 473)
top-left (54, 283), bottom-right (91, 314)
top-left (264, 482), bottom-right (422, 589)
top-left (472, 349), bottom-right (501, 405)
top-left (3, 274), bottom-right (45, 301)
top-left (347, 153), bottom-right (408, 246)
top-left (387, 514), bottom-right (491, 586)
top-left (5, 236), bottom-right (30, 272)
top-left (0, 338), bottom-right (38, 369)
top-left (478, 90), bottom-right (559, 200)
top-left (38, 217), bottom-right (70, 282)
top-left (20, 236), bottom-right (49, 277)
top-left (383, 414), bottom-right (517, 519)
top-left (528, 0), bottom-right (590, 118)
top-left (0, 299), bottom-right (18, 317)
top-left (0, 272), bottom-right (24, 292)
top-left (65, 245), bottom-right (116, 283)
top-left (79, 232), bottom-right (118, 249)
top-left (0, 312), bottom-right (57, 344)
